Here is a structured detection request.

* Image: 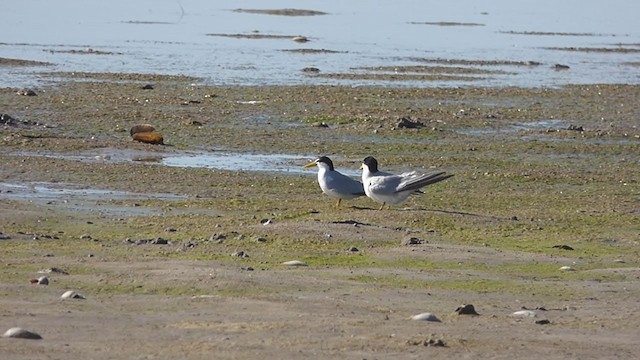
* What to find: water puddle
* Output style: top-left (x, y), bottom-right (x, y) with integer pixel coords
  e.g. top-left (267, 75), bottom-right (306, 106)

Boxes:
top-left (1, 150), bottom-right (329, 216)
top-left (160, 152), bottom-right (311, 173)
top-left (17, 149), bottom-right (315, 174)
top-left (456, 119), bottom-right (567, 136)
top-left (0, 182), bottom-right (187, 217)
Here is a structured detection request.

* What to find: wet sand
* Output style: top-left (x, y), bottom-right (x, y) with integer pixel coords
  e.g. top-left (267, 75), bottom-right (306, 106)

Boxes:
top-left (1, 70), bottom-right (639, 359)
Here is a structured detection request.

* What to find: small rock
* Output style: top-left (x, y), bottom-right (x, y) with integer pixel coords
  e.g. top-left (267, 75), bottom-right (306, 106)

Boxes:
top-left (552, 244), bottom-right (574, 250)
top-left (512, 310), bottom-right (537, 317)
top-left (151, 238), bottom-right (169, 245)
top-left (0, 113), bottom-right (18, 125)
top-left (164, 227), bottom-right (177, 232)
top-left (424, 337), bottom-right (446, 347)
top-left (61, 290), bottom-right (85, 300)
top-left (396, 117), bottom-right (425, 129)
top-left (132, 131), bottom-right (164, 145)
top-left (292, 36), bottom-right (309, 43)
top-left (38, 267), bottom-right (68, 275)
top-left (559, 266), bottom-right (575, 271)
top-left (231, 251), bottom-right (249, 258)
top-left (129, 124), bottom-right (155, 136)
top-left (2, 327), bottom-right (42, 340)
top-left (409, 334), bottom-right (446, 347)
top-left (17, 88), bottom-right (37, 96)
top-left (260, 218), bottom-right (272, 225)
top-left (80, 233), bottom-right (92, 240)
top-left (302, 67), bottom-right (320, 73)
top-left (402, 237), bottom-right (423, 246)
top-left (184, 119), bottom-right (203, 126)
top-left (37, 276), bottom-right (49, 285)
top-left (209, 233), bottom-right (226, 242)
top-left (311, 121), bottom-right (329, 128)
top-left (567, 125), bottom-right (584, 132)
top-left (554, 64), bottom-right (570, 70)
top-left (177, 241), bottom-right (197, 251)
top-left (282, 260), bottom-right (307, 266)
top-left (141, 84), bottom-right (154, 90)
top-left (535, 319), bottom-right (551, 325)
top-left (410, 312), bottom-right (441, 322)
top-left (348, 247), bottom-right (359, 252)
top-left (255, 237), bottom-right (268, 243)
top-left (454, 304), bottom-right (479, 315)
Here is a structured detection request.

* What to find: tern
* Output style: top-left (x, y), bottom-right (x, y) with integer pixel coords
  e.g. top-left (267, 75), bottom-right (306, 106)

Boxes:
top-left (360, 156), bottom-right (452, 210)
top-left (304, 156), bottom-right (366, 208)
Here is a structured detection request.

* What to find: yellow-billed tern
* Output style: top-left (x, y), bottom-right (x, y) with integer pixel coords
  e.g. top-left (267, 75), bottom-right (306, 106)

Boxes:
top-left (304, 156), bottom-right (365, 208)
top-left (360, 156), bottom-right (452, 210)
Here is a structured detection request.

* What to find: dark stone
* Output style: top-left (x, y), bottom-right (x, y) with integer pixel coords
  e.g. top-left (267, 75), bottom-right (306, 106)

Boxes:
top-left (552, 245), bottom-right (574, 250)
top-left (402, 237), bottom-right (424, 245)
top-left (455, 304), bottom-right (479, 315)
top-left (397, 117), bottom-right (425, 129)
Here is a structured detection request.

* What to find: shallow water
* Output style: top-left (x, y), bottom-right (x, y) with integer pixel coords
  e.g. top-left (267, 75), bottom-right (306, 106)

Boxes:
top-left (15, 149), bottom-right (318, 174)
top-left (2, 0), bottom-right (639, 88)
top-left (0, 181), bottom-right (187, 216)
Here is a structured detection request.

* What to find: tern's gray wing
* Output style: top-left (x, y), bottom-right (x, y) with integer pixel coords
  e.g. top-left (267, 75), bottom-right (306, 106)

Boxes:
top-left (396, 171), bottom-right (453, 193)
top-left (326, 171), bottom-right (365, 196)
top-left (368, 174), bottom-right (403, 195)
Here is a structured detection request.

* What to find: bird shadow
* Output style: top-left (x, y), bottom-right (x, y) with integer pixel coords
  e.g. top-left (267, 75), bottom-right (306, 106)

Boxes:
top-left (349, 206), bottom-right (515, 221)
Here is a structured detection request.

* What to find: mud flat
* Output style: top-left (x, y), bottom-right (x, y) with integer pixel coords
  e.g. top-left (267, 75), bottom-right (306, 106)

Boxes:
top-left (0, 70), bottom-right (639, 359)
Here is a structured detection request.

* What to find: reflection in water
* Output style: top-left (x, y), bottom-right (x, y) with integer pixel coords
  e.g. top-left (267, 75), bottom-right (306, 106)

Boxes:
top-left (16, 149), bottom-right (315, 174)
top-left (161, 152), bottom-right (310, 173)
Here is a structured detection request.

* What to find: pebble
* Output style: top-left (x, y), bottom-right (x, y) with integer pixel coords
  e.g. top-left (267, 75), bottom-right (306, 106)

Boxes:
top-left (209, 233), bottom-right (226, 242)
top-left (61, 290), bottom-right (85, 300)
top-left (38, 267), bottom-right (68, 275)
top-left (132, 131), bottom-right (164, 145)
top-left (2, 327), bottom-right (42, 340)
top-left (455, 304), bottom-right (479, 315)
top-left (16, 88), bottom-right (37, 96)
top-left (402, 237), bottom-right (424, 245)
top-left (310, 121), bottom-right (328, 128)
top-left (292, 36), bottom-right (309, 43)
top-left (410, 312), bottom-right (441, 322)
top-left (282, 260), bottom-right (307, 267)
top-left (512, 310), bottom-right (537, 317)
top-left (559, 266), bottom-right (575, 271)
top-left (129, 123), bottom-right (155, 136)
